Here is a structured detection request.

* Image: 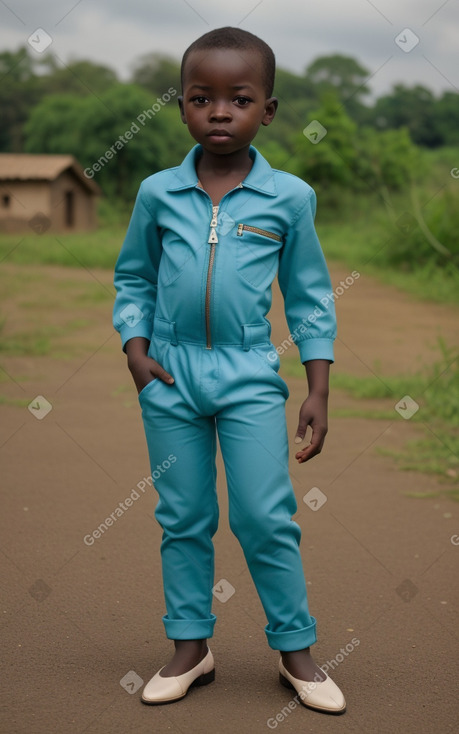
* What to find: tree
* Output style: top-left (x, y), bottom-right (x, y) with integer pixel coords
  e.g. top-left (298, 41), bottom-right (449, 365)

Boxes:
top-left (24, 94), bottom-right (87, 154)
top-left (0, 47), bottom-right (42, 151)
top-left (354, 126), bottom-right (421, 191)
top-left (304, 54), bottom-right (370, 119)
top-left (0, 48), bottom-right (120, 152)
top-left (435, 92), bottom-right (459, 146)
top-left (38, 59), bottom-right (119, 96)
top-left (292, 92), bottom-right (359, 193)
top-left (371, 85), bottom-right (442, 147)
top-left (292, 92), bottom-right (421, 207)
top-left (24, 84), bottom-right (190, 201)
top-left (130, 53), bottom-right (181, 95)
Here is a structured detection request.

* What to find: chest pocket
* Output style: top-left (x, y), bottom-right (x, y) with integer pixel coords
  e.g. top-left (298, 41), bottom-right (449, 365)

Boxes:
top-left (235, 223), bottom-right (283, 288)
top-left (157, 231), bottom-right (193, 287)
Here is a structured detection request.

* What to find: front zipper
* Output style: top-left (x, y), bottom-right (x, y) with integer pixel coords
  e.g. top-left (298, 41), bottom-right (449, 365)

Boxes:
top-left (205, 205), bottom-right (219, 349)
top-left (237, 223), bottom-right (282, 242)
top-left (201, 182), bottom-right (244, 350)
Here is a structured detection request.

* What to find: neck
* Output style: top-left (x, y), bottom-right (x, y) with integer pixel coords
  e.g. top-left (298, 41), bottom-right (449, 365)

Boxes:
top-left (197, 145), bottom-right (253, 178)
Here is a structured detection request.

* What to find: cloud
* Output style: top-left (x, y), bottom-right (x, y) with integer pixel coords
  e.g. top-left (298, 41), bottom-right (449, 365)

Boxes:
top-left (0, 0), bottom-right (457, 95)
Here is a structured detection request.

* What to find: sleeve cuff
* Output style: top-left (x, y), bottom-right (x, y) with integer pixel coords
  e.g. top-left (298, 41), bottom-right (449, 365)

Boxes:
top-left (119, 320), bottom-right (154, 352)
top-left (298, 338), bottom-right (335, 364)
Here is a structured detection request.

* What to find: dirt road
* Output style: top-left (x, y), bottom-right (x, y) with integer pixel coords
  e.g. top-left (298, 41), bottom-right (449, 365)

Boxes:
top-left (0, 262), bottom-right (457, 733)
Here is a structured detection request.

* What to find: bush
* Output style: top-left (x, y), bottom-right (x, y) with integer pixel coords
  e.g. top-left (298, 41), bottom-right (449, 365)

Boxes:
top-left (383, 186), bottom-right (459, 268)
top-left (292, 92), bottom-right (423, 210)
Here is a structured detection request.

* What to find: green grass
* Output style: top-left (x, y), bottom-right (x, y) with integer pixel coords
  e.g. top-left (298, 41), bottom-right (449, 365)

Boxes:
top-left (318, 217), bottom-right (459, 306)
top-left (329, 407), bottom-right (396, 420)
top-left (0, 228), bottom-right (122, 270)
top-left (0, 321), bottom-right (68, 356)
top-left (282, 340), bottom-right (459, 498)
top-left (0, 395), bottom-right (30, 407)
top-left (1, 185), bottom-right (459, 304)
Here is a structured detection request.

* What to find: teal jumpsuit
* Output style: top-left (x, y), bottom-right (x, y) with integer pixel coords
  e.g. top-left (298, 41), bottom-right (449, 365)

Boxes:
top-left (113, 145), bottom-right (336, 651)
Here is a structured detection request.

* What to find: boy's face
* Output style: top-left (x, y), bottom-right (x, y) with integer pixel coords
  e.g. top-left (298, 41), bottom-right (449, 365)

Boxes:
top-left (179, 48), bottom-right (277, 156)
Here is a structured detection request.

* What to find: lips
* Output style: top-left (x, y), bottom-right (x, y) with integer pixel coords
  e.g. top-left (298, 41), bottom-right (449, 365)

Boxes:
top-left (207, 129), bottom-right (232, 138)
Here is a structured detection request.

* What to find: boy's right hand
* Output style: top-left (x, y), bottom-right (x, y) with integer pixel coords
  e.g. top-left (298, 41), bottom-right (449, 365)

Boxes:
top-left (125, 337), bottom-right (174, 394)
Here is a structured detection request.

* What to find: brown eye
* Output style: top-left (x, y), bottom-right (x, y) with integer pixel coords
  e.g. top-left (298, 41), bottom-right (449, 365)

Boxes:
top-left (235, 97), bottom-right (251, 106)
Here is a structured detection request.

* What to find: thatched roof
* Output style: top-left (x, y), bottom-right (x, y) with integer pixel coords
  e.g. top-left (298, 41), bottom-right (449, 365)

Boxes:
top-left (0, 154), bottom-right (100, 194)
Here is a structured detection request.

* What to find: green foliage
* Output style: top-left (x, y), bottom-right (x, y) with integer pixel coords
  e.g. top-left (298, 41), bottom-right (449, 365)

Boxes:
top-left (355, 127), bottom-right (421, 191)
top-left (381, 186), bottom-right (459, 268)
top-left (2, 44), bottom-right (458, 280)
top-left (304, 54), bottom-right (370, 120)
top-left (292, 93), bottom-right (358, 192)
top-left (37, 57), bottom-right (119, 96)
top-left (282, 340), bottom-right (459, 495)
top-left (0, 47), bottom-right (42, 151)
top-left (292, 93), bottom-right (421, 207)
top-left (268, 68), bottom-right (317, 149)
top-left (0, 227), bottom-right (122, 269)
top-left (2, 44), bottom-right (459, 162)
top-left (0, 49), bottom-right (119, 152)
top-left (24, 84), bottom-right (190, 200)
top-left (254, 140), bottom-right (295, 172)
top-left (24, 94), bottom-right (88, 153)
top-left (130, 52), bottom-right (181, 95)
top-left (370, 84), bottom-right (459, 148)
top-left (435, 93), bottom-right (459, 146)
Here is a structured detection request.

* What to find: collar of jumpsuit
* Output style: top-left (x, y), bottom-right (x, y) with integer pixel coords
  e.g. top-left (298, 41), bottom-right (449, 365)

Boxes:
top-left (166, 144), bottom-right (278, 197)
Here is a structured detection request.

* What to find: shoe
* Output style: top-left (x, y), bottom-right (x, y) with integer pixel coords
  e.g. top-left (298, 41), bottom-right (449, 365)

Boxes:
top-left (141, 648), bottom-right (215, 704)
top-left (279, 658), bottom-right (346, 714)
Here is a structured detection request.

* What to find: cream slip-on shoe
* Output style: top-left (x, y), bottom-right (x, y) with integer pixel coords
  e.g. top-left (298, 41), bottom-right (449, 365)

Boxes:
top-left (279, 658), bottom-right (346, 714)
top-left (141, 648), bottom-right (215, 704)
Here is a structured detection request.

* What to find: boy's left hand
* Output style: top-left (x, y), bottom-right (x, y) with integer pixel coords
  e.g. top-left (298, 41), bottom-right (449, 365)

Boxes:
top-left (294, 393), bottom-right (328, 463)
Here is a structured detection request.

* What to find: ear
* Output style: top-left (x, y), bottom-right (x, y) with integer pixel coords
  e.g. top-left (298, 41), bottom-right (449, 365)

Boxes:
top-left (262, 97), bottom-right (278, 127)
top-left (178, 96), bottom-right (187, 124)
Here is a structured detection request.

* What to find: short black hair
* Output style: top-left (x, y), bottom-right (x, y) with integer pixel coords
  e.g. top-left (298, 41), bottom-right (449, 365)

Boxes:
top-left (181, 26), bottom-right (276, 98)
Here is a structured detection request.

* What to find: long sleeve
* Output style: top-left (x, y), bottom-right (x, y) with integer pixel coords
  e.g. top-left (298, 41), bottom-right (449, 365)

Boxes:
top-left (112, 182), bottom-right (162, 351)
top-left (277, 188), bottom-right (336, 363)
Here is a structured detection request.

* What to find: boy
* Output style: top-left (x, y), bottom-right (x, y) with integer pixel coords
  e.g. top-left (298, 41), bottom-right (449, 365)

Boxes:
top-left (113, 27), bottom-right (345, 714)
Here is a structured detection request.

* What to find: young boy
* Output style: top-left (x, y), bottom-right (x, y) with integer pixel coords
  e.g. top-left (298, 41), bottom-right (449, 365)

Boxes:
top-left (113, 27), bottom-right (345, 714)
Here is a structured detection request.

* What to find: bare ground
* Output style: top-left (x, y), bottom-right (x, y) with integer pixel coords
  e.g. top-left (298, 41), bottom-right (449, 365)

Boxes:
top-left (0, 262), bottom-right (458, 734)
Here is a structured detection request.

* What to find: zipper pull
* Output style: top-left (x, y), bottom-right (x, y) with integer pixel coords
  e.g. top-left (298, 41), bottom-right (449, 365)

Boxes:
top-left (237, 223), bottom-right (243, 237)
top-left (208, 206), bottom-right (219, 244)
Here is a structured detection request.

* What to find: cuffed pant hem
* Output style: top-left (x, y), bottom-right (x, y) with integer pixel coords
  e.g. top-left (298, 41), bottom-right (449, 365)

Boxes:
top-left (162, 614), bottom-right (217, 640)
top-left (265, 617), bottom-right (317, 651)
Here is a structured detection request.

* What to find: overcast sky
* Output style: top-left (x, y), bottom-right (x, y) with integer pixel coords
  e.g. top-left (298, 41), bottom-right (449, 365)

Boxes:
top-left (0, 0), bottom-right (457, 98)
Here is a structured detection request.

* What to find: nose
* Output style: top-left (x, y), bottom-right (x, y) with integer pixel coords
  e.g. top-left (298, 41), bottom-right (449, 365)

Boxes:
top-left (209, 100), bottom-right (232, 122)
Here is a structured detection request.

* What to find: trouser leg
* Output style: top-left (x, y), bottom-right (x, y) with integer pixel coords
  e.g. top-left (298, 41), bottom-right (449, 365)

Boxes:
top-left (139, 376), bottom-right (218, 641)
top-left (217, 380), bottom-right (316, 652)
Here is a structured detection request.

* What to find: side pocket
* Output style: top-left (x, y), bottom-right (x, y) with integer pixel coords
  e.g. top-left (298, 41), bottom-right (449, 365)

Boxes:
top-left (138, 377), bottom-right (160, 401)
top-left (251, 343), bottom-right (289, 399)
top-left (138, 339), bottom-right (172, 403)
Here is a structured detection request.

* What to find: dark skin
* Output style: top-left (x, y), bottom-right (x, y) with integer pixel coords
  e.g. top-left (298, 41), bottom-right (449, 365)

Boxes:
top-left (126, 47), bottom-right (329, 683)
